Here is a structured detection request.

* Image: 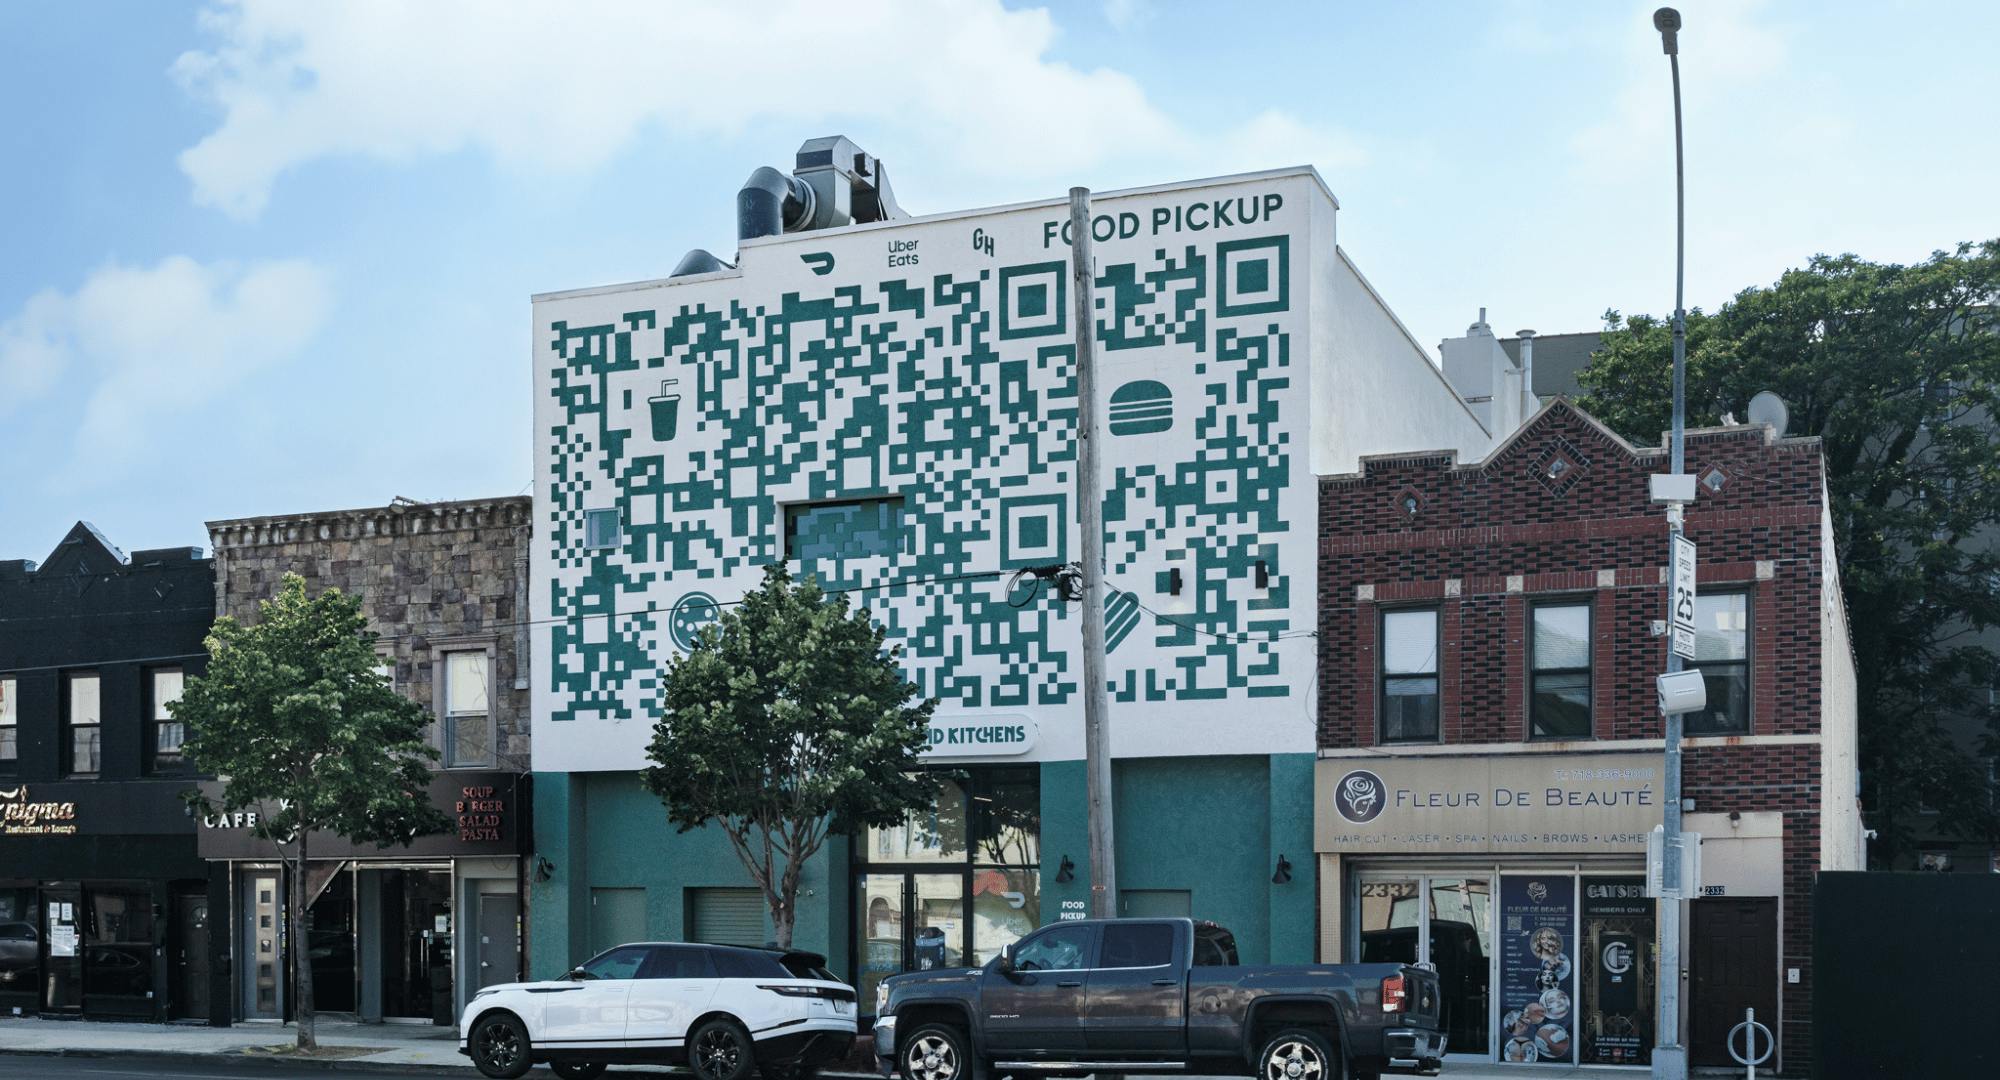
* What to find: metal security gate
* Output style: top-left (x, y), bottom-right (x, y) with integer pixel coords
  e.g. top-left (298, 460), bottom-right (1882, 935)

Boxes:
top-left (688, 888), bottom-right (764, 945)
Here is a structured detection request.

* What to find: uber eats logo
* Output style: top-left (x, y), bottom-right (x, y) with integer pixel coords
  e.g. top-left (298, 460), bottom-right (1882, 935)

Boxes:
top-left (1334, 770), bottom-right (1387, 824)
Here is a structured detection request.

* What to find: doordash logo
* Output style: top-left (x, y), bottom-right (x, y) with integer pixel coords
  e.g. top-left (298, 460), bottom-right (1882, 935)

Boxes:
top-left (1333, 770), bottom-right (1387, 824)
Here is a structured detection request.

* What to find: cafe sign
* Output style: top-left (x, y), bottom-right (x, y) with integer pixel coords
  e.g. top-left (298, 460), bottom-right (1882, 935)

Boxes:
top-left (196, 771), bottom-right (524, 859)
top-left (0, 786), bottom-right (79, 836)
top-left (1315, 752), bottom-right (1661, 854)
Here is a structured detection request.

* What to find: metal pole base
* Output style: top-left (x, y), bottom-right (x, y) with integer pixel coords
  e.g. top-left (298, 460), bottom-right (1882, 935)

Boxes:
top-left (1650, 1046), bottom-right (1688, 1080)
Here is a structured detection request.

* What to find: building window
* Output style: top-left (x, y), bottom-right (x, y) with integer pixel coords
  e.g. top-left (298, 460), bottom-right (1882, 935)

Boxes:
top-left (441, 649), bottom-right (494, 768)
top-left (375, 646), bottom-right (397, 689)
top-left (583, 508), bottom-right (622, 551)
top-left (67, 672), bottom-right (101, 776)
top-left (1530, 601), bottom-right (1592, 739)
top-left (785, 497), bottom-right (908, 588)
top-left (150, 668), bottom-right (187, 770)
top-left (1918, 850), bottom-right (1954, 873)
top-left (1380, 608), bottom-right (1440, 743)
top-left (1687, 592), bottom-right (1750, 735)
top-left (0, 676), bottom-right (16, 766)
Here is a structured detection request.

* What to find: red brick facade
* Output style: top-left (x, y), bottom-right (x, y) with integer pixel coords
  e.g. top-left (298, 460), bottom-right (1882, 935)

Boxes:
top-left (1318, 401), bottom-right (1841, 1074)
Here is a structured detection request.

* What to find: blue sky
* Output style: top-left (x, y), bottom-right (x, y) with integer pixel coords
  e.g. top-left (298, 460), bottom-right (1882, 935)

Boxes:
top-left (3, 0), bottom-right (1996, 562)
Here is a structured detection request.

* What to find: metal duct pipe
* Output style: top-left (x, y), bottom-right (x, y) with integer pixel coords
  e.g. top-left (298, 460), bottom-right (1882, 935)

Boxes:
top-left (670, 249), bottom-right (730, 278)
top-left (737, 166), bottom-right (815, 241)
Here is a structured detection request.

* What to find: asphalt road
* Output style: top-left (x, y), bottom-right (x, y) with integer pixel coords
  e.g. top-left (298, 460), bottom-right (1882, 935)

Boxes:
top-left (0, 1056), bottom-right (463, 1080)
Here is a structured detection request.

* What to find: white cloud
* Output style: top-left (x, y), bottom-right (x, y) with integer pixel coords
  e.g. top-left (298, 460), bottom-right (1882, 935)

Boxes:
top-left (172, 0), bottom-right (1362, 218)
top-left (0, 257), bottom-right (332, 478)
top-left (1103, 0), bottom-right (1153, 32)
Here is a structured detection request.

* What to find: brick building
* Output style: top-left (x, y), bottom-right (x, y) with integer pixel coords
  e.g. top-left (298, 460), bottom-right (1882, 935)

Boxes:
top-left (198, 496), bottom-right (532, 1026)
top-left (1312, 400), bottom-right (1860, 1074)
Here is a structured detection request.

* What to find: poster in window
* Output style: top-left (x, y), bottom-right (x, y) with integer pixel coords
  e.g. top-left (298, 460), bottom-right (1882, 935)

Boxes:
top-left (1580, 876), bottom-right (1654, 1065)
top-left (1498, 876), bottom-right (1574, 1064)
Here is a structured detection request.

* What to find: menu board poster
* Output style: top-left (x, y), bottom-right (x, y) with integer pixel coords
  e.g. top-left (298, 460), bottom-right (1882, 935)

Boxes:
top-left (1498, 876), bottom-right (1575, 1065)
top-left (1581, 876), bottom-right (1654, 1066)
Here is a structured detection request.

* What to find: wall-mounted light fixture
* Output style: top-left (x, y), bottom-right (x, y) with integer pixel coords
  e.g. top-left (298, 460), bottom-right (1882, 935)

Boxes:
top-left (533, 855), bottom-right (557, 882)
top-left (1168, 567), bottom-right (1183, 596)
top-left (1271, 854), bottom-right (1292, 885)
top-left (1055, 854), bottom-right (1075, 883)
top-left (1255, 560), bottom-right (1270, 589)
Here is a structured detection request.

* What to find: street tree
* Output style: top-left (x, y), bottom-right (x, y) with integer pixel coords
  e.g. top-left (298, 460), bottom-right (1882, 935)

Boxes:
top-left (642, 562), bottom-right (936, 948)
top-left (175, 573), bottom-right (450, 1051)
top-left (1577, 240), bottom-right (2000, 864)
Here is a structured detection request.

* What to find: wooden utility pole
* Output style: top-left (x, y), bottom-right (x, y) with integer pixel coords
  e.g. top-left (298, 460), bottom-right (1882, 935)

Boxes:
top-left (1069, 186), bottom-right (1116, 918)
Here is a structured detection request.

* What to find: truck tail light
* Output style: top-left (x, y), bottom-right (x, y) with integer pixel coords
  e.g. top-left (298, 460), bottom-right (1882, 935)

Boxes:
top-left (1380, 973), bottom-right (1408, 1014)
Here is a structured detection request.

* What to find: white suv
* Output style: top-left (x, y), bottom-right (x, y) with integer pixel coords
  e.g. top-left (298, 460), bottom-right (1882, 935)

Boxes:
top-left (460, 942), bottom-right (857, 1080)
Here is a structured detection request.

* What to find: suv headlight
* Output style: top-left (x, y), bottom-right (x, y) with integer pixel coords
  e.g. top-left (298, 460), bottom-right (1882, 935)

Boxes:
top-left (875, 982), bottom-right (889, 1015)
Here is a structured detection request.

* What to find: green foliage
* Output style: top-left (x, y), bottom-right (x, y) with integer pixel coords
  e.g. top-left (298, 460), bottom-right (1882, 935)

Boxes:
top-left (1579, 241), bottom-right (2000, 863)
top-left (643, 562), bottom-right (936, 945)
top-left (176, 573), bottom-right (451, 848)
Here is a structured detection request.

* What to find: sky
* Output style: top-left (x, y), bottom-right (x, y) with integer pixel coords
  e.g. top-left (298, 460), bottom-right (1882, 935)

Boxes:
top-left (3, 0), bottom-right (1996, 562)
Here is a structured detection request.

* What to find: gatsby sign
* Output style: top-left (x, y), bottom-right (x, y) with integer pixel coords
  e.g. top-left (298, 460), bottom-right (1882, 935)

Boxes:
top-left (1315, 753), bottom-right (1661, 854)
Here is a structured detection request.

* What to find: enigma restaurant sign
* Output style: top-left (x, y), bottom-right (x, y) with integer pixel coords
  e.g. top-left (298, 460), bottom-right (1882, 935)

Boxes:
top-left (0, 786), bottom-right (80, 836)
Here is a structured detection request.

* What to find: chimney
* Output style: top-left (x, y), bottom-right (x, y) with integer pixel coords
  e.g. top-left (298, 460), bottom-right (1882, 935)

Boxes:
top-left (1516, 328), bottom-right (1539, 418)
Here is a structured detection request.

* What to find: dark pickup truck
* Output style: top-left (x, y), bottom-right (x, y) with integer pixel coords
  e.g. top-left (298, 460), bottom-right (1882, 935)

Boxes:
top-left (872, 918), bottom-right (1444, 1080)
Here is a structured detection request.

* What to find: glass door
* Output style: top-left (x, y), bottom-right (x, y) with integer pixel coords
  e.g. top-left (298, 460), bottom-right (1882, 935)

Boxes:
top-left (855, 872), bottom-right (969, 1010)
top-left (1355, 873), bottom-right (1492, 1059)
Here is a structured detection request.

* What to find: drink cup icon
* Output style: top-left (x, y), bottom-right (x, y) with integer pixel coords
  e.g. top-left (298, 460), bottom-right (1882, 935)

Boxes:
top-left (649, 379), bottom-right (681, 442)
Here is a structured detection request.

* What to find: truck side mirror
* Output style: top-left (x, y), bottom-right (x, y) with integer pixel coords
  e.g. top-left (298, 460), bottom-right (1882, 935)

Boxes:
top-left (995, 951), bottom-right (1016, 976)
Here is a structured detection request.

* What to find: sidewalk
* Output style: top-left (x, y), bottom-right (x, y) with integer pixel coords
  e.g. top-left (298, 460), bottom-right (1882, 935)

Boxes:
top-left (0, 1016), bottom-right (471, 1072)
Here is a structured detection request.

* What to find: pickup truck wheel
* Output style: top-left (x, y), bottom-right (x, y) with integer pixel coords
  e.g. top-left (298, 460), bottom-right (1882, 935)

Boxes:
top-left (900, 1023), bottom-right (976, 1080)
top-left (1257, 1028), bottom-right (1342, 1080)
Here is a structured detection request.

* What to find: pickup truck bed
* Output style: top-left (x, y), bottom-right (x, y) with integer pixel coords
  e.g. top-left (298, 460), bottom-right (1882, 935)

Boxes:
top-left (873, 918), bottom-right (1443, 1080)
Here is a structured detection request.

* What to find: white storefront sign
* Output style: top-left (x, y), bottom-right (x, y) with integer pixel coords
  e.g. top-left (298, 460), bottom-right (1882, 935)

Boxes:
top-left (924, 715), bottom-right (1037, 758)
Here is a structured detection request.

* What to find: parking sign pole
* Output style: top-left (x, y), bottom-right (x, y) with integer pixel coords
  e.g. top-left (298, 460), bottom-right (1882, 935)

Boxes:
top-left (1652, 9), bottom-right (1691, 1080)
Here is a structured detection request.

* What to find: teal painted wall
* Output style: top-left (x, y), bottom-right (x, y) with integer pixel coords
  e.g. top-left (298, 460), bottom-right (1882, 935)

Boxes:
top-left (531, 753), bottom-right (1315, 981)
top-left (529, 771), bottom-right (845, 979)
top-left (1106, 754), bottom-right (1316, 963)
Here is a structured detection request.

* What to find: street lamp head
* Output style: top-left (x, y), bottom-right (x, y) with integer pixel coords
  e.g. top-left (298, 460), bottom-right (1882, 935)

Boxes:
top-left (1653, 7), bottom-right (1682, 54)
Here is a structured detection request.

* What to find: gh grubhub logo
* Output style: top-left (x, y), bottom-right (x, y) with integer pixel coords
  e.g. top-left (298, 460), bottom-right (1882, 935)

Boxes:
top-left (1334, 770), bottom-right (1387, 824)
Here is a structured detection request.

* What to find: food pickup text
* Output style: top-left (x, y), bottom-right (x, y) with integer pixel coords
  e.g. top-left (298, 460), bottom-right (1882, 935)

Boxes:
top-left (1041, 192), bottom-right (1285, 248)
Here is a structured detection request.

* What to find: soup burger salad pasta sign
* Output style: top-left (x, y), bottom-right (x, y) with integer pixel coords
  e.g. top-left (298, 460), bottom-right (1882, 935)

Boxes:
top-left (1315, 753), bottom-right (1661, 853)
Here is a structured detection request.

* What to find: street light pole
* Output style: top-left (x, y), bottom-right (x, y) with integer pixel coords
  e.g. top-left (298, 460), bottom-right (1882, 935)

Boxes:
top-left (1653, 9), bottom-right (1690, 1080)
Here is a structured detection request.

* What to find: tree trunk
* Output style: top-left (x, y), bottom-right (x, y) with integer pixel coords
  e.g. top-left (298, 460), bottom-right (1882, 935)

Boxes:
top-left (292, 835), bottom-right (317, 1052)
top-left (773, 895), bottom-right (795, 950)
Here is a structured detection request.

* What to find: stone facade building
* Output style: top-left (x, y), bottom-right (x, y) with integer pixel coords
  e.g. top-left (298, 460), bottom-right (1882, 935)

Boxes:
top-left (200, 496), bottom-right (533, 1026)
top-left (1314, 400), bottom-right (1861, 1075)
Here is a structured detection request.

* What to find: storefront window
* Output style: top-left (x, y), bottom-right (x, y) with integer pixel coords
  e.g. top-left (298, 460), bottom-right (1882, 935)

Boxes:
top-left (1579, 877), bottom-right (1654, 1065)
top-left (866, 775), bottom-right (968, 863)
top-left (1498, 876), bottom-right (1575, 1065)
top-left (84, 889), bottom-right (155, 1006)
top-left (857, 767), bottom-right (1040, 1013)
top-left (0, 888), bottom-right (36, 993)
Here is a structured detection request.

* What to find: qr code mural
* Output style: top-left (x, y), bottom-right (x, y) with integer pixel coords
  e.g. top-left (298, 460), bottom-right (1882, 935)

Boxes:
top-left (536, 181), bottom-right (1317, 757)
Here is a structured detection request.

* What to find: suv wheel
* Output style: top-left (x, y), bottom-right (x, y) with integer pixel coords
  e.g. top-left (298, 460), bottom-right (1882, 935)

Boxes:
top-left (689, 1019), bottom-right (756, 1080)
top-left (469, 1013), bottom-right (533, 1080)
top-left (1257, 1028), bottom-right (1342, 1080)
top-left (900, 1023), bottom-right (974, 1080)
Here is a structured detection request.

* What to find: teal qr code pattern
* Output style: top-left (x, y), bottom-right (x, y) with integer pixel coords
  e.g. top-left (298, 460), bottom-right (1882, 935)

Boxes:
top-left (543, 234), bottom-right (1297, 722)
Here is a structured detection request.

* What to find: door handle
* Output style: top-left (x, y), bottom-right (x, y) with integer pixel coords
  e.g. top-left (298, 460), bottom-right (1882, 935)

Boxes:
top-left (1057, 980), bottom-right (1082, 988)
top-left (1151, 979), bottom-right (1176, 987)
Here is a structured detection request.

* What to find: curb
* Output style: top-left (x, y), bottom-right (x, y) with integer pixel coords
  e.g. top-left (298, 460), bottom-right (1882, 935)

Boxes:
top-left (0, 1046), bottom-right (471, 1074)
top-left (0, 1045), bottom-right (886, 1078)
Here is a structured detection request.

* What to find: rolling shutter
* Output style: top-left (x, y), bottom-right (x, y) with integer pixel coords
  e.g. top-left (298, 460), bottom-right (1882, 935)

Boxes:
top-left (689, 888), bottom-right (766, 946)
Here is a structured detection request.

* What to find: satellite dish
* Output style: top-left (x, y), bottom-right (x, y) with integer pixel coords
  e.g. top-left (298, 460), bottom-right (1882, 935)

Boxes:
top-left (1747, 391), bottom-right (1789, 436)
